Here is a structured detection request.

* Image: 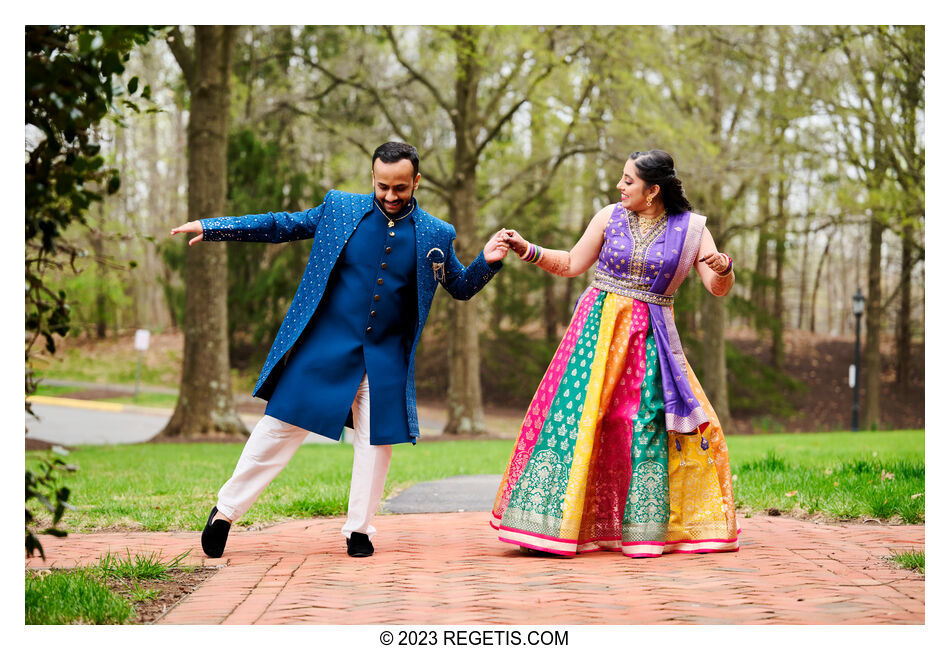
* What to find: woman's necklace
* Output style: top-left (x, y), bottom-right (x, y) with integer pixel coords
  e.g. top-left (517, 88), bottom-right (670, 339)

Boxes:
top-left (633, 210), bottom-right (667, 237)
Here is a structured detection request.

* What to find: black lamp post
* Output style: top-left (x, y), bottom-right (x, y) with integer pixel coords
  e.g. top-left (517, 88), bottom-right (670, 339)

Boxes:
top-left (851, 288), bottom-right (865, 432)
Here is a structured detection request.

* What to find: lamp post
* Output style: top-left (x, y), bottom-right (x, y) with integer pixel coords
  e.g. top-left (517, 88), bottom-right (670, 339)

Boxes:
top-left (851, 288), bottom-right (865, 432)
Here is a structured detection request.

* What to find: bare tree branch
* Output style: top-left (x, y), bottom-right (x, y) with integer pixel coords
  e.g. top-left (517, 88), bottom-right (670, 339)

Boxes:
top-left (474, 62), bottom-right (559, 160)
top-left (882, 248), bottom-right (925, 311)
top-left (488, 146), bottom-right (602, 219)
top-left (166, 26), bottom-right (195, 89)
top-left (478, 50), bottom-right (531, 127)
top-left (273, 100), bottom-right (373, 159)
top-left (480, 75), bottom-right (595, 212)
top-left (303, 56), bottom-right (412, 143)
top-left (382, 26), bottom-right (451, 114)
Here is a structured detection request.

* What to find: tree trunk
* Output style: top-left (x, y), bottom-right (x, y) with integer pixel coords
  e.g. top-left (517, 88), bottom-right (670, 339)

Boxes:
top-left (797, 227), bottom-right (809, 330)
top-left (862, 67), bottom-right (886, 432)
top-left (751, 175), bottom-right (770, 329)
top-left (809, 234), bottom-right (833, 333)
top-left (444, 184), bottom-right (485, 436)
top-left (701, 182), bottom-right (732, 434)
top-left (702, 289), bottom-right (732, 432)
top-left (770, 172), bottom-right (787, 370)
top-left (863, 215), bottom-right (883, 430)
top-left (162, 26), bottom-right (247, 437)
top-left (444, 26), bottom-right (486, 436)
top-left (896, 220), bottom-right (913, 389)
top-left (91, 202), bottom-right (108, 339)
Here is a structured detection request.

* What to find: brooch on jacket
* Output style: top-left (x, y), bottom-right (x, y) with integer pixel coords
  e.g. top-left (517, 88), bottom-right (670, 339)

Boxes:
top-left (426, 247), bottom-right (446, 283)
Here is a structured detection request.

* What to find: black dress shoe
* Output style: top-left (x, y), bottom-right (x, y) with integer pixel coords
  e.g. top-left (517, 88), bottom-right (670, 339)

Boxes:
top-left (346, 532), bottom-right (374, 557)
top-left (201, 506), bottom-right (231, 558)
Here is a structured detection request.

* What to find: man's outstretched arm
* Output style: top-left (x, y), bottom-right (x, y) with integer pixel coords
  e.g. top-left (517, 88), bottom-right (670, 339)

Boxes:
top-left (170, 201), bottom-right (330, 245)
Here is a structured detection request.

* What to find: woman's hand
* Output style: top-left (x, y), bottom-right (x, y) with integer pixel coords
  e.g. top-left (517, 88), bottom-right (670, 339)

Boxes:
top-left (483, 229), bottom-right (511, 264)
top-left (502, 229), bottom-right (529, 257)
top-left (698, 252), bottom-right (731, 275)
top-left (170, 221), bottom-right (204, 246)
top-left (694, 227), bottom-right (734, 297)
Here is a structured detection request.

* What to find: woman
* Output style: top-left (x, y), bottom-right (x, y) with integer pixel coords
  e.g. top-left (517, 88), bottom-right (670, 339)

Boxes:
top-left (491, 150), bottom-right (738, 558)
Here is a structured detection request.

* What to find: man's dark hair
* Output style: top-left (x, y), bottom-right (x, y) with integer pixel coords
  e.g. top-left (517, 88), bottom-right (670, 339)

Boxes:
top-left (372, 142), bottom-right (419, 176)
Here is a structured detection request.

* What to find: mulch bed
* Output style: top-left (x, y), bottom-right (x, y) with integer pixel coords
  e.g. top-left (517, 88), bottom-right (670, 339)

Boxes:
top-left (25, 438), bottom-right (59, 451)
top-left (109, 566), bottom-right (219, 624)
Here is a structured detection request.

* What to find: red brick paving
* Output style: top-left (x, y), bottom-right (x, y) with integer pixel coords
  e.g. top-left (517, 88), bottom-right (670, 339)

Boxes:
top-left (25, 513), bottom-right (924, 624)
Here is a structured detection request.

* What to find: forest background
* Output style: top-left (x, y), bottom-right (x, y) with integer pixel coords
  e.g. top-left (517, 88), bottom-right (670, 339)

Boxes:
top-left (25, 25), bottom-right (925, 440)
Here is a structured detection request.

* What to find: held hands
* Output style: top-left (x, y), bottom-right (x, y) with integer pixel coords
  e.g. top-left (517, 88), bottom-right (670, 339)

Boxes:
top-left (169, 221), bottom-right (204, 246)
top-left (483, 228), bottom-right (512, 264)
top-left (501, 229), bottom-right (528, 257)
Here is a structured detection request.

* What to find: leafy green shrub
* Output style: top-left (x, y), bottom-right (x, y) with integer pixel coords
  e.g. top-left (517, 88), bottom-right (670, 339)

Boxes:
top-left (25, 449), bottom-right (77, 560)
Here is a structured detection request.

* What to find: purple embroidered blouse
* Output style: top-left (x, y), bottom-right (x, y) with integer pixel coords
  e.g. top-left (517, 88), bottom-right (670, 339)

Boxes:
top-left (589, 203), bottom-right (709, 433)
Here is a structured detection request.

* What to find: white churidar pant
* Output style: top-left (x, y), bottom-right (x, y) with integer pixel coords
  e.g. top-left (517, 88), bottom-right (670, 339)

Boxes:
top-left (215, 374), bottom-right (393, 539)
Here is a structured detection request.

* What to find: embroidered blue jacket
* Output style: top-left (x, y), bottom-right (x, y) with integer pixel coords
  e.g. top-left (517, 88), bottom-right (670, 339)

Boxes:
top-left (200, 190), bottom-right (501, 442)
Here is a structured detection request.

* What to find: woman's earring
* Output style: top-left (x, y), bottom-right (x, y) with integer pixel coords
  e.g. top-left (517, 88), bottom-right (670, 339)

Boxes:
top-left (646, 196), bottom-right (653, 207)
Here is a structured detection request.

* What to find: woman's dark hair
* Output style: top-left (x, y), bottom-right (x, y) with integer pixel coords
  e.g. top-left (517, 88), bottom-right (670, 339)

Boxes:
top-left (629, 150), bottom-right (692, 215)
top-left (373, 141), bottom-right (420, 176)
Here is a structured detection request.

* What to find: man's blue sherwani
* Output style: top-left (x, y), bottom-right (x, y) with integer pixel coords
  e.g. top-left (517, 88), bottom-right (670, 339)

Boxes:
top-left (200, 190), bottom-right (501, 445)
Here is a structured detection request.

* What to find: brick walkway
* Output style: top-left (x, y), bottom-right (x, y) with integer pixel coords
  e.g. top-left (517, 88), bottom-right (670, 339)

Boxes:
top-left (25, 513), bottom-right (924, 624)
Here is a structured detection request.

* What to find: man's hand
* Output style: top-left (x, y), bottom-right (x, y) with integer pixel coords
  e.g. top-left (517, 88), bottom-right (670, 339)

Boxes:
top-left (483, 229), bottom-right (511, 264)
top-left (170, 221), bottom-right (204, 246)
top-left (502, 229), bottom-right (529, 257)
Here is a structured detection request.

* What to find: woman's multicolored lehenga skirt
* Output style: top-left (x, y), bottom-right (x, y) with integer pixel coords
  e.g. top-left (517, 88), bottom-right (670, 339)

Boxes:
top-left (490, 287), bottom-right (739, 557)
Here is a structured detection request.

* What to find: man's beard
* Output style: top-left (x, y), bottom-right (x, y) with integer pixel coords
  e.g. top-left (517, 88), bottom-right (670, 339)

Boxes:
top-left (382, 190), bottom-right (414, 216)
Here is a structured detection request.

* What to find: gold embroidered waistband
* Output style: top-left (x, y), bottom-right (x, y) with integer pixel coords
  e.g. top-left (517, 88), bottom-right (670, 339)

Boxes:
top-left (591, 278), bottom-right (674, 306)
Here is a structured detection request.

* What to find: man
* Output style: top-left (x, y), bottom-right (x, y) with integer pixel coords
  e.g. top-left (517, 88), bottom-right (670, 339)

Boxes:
top-left (170, 142), bottom-right (509, 558)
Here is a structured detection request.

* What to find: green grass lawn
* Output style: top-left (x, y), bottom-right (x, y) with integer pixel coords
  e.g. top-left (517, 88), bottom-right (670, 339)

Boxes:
top-left (34, 345), bottom-right (183, 387)
top-left (32, 337), bottom-right (258, 397)
top-left (25, 430), bottom-right (923, 533)
top-left (31, 384), bottom-right (82, 398)
top-left (26, 569), bottom-right (136, 624)
top-left (728, 431), bottom-right (924, 522)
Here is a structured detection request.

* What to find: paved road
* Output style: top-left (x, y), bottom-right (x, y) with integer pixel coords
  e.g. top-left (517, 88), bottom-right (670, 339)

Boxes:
top-left (384, 475), bottom-right (502, 513)
top-left (25, 400), bottom-right (336, 446)
top-left (26, 402), bottom-right (172, 446)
